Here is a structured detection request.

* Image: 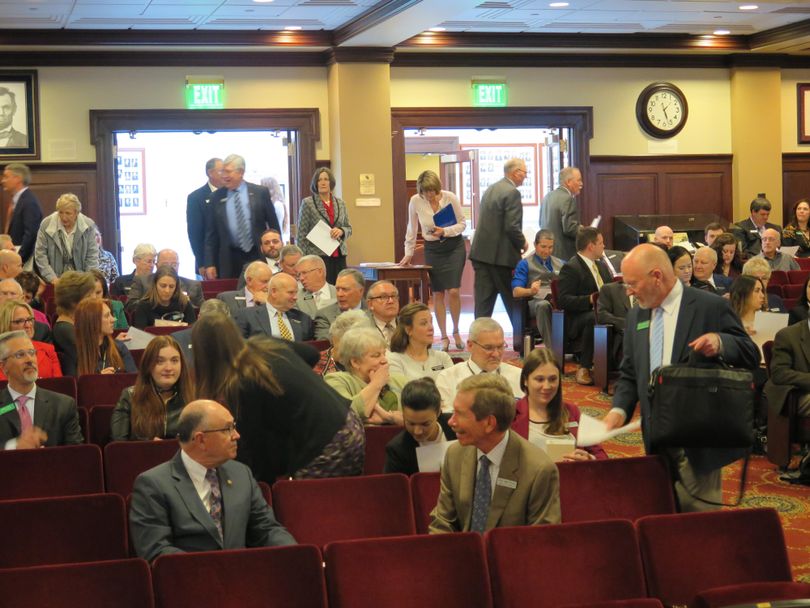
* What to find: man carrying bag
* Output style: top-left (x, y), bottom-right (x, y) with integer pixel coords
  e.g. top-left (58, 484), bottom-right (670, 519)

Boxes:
top-left (603, 244), bottom-right (760, 512)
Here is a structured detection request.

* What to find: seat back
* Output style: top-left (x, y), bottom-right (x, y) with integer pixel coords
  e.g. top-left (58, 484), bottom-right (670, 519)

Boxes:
top-left (0, 493), bottom-right (128, 568)
top-left (325, 533), bottom-right (492, 608)
top-left (78, 373), bottom-right (137, 408)
top-left (487, 520), bottom-right (646, 608)
top-left (788, 269), bottom-right (810, 285)
top-left (200, 278), bottom-right (238, 292)
top-left (410, 471), bottom-right (441, 534)
top-left (637, 508), bottom-right (793, 607)
top-left (153, 545), bottom-right (326, 608)
top-left (104, 440), bottom-right (180, 496)
top-left (797, 257), bottom-right (810, 270)
top-left (89, 404), bottom-right (116, 446)
top-left (77, 405), bottom-right (89, 443)
top-left (144, 326), bottom-right (186, 335)
top-left (38, 376), bottom-right (78, 400)
top-left (271, 473), bottom-right (415, 546)
top-left (770, 270), bottom-right (789, 286)
top-left (0, 444), bottom-right (103, 500)
top-left (363, 425), bottom-right (402, 475)
top-left (558, 456), bottom-right (676, 523)
top-left (782, 283), bottom-right (805, 299)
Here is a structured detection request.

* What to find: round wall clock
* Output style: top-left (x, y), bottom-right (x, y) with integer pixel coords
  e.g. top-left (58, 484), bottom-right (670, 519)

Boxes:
top-left (635, 82), bottom-right (688, 139)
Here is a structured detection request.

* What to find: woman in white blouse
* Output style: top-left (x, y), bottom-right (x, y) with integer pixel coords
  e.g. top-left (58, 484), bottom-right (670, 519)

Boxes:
top-left (398, 171), bottom-right (467, 351)
top-left (388, 302), bottom-right (454, 381)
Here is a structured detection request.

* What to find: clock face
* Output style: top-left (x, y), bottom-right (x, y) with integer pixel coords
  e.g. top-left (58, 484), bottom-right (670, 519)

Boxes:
top-left (636, 82), bottom-right (689, 139)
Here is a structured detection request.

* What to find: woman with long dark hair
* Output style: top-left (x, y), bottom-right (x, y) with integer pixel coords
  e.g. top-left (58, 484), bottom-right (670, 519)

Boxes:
top-left (729, 274), bottom-right (766, 336)
top-left (710, 232), bottom-right (743, 278)
top-left (74, 298), bottom-right (136, 375)
top-left (130, 266), bottom-right (196, 328)
top-left (782, 198), bottom-right (810, 257)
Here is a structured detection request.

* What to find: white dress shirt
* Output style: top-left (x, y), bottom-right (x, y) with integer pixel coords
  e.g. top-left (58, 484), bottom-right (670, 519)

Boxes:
top-left (435, 359), bottom-right (522, 413)
top-left (265, 302), bottom-right (294, 338)
top-left (403, 190), bottom-right (466, 257)
top-left (180, 449), bottom-right (216, 511)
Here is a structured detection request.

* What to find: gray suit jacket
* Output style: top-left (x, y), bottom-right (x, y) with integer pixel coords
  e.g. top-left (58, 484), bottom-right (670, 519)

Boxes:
top-left (217, 289), bottom-right (249, 318)
top-left (0, 387), bottom-right (83, 447)
top-left (764, 321), bottom-right (810, 417)
top-left (129, 451), bottom-right (295, 562)
top-left (597, 281), bottom-right (630, 332)
top-left (127, 274), bottom-right (204, 308)
top-left (469, 178), bottom-right (525, 268)
top-left (539, 186), bottom-right (580, 261)
top-left (235, 306), bottom-right (314, 342)
top-left (429, 430), bottom-right (560, 533)
top-left (295, 283), bottom-right (337, 319)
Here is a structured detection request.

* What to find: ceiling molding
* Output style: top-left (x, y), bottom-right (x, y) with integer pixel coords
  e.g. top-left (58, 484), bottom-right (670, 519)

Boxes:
top-left (0, 50), bottom-right (328, 68)
top-left (749, 17), bottom-right (810, 51)
top-left (326, 47), bottom-right (396, 65)
top-left (333, 0), bottom-right (423, 47)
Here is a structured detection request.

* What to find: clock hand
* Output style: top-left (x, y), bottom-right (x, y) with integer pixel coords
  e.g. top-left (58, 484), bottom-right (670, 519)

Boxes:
top-left (663, 105), bottom-right (669, 120)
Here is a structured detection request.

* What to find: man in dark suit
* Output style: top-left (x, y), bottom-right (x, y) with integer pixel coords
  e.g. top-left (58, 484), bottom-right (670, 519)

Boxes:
top-left (731, 195), bottom-right (781, 259)
top-left (597, 280), bottom-right (631, 361)
top-left (0, 88), bottom-right (28, 148)
top-left (0, 331), bottom-right (83, 449)
top-left (539, 166), bottom-right (583, 261)
top-left (605, 244), bottom-right (759, 512)
top-left (692, 246), bottom-right (733, 295)
top-left (204, 154), bottom-right (280, 279)
top-left (469, 158), bottom-right (529, 327)
top-left (186, 157), bottom-right (224, 277)
top-left (217, 261), bottom-right (272, 318)
top-left (2, 163), bottom-right (43, 266)
top-left (557, 227), bottom-right (612, 385)
top-left (235, 228), bottom-right (285, 290)
top-left (764, 322), bottom-right (810, 424)
top-left (126, 249), bottom-right (204, 308)
top-left (129, 399), bottom-right (295, 562)
top-left (235, 272), bottom-right (313, 341)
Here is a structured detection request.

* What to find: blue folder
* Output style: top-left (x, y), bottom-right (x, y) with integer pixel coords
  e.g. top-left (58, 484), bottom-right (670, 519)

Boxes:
top-left (432, 204), bottom-right (457, 228)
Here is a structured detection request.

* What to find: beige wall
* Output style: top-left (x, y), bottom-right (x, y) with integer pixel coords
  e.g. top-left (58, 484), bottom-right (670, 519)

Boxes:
top-left (781, 69), bottom-right (810, 155)
top-left (405, 154), bottom-right (440, 180)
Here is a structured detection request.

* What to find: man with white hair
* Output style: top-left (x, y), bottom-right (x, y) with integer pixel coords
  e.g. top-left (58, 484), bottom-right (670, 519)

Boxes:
top-left (126, 248), bottom-right (204, 307)
top-left (435, 317), bottom-right (522, 412)
top-left (652, 225), bottom-right (674, 249)
top-left (217, 260), bottom-right (272, 317)
top-left (539, 166), bottom-right (583, 261)
top-left (691, 246), bottom-right (732, 295)
top-left (756, 228), bottom-right (799, 272)
top-left (111, 243), bottom-right (156, 297)
top-left (0, 249), bottom-right (22, 279)
top-left (294, 255), bottom-right (336, 319)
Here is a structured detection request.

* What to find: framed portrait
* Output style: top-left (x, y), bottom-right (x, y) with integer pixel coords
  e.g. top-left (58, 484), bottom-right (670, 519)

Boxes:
top-left (0, 70), bottom-right (40, 161)
top-left (116, 148), bottom-right (147, 215)
top-left (798, 84), bottom-right (810, 144)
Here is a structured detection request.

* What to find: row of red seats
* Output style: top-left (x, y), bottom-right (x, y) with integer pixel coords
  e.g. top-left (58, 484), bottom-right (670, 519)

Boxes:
top-left (770, 268), bottom-right (810, 287)
top-left (40, 278), bottom-right (239, 305)
top-left (1, 508), bottom-right (807, 608)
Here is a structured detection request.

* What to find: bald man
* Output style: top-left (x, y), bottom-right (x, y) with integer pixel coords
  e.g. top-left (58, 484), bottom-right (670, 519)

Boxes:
top-left (756, 228), bottom-right (799, 272)
top-left (691, 247), bottom-right (732, 295)
top-left (235, 272), bottom-right (314, 341)
top-left (0, 249), bottom-right (22, 279)
top-left (652, 226), bottom-right (674, 249)
top-left (604, 244), bottom-right (759, 512)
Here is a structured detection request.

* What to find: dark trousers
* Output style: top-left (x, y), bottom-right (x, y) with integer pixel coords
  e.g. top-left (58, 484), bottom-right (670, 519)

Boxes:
top-left (224, 246), bottom-right (258, 279)
top-left (567, 310), bottom-right (595, 368)
top-left (472, 261), bottom-right (516, 330)
top-left (322, 255), bottom-right (347, 286)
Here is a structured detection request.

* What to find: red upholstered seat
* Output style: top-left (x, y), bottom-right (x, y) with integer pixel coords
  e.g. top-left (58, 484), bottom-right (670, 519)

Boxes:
top-left (692, 581), bottom-right (810, 608)
top-left (88, 404), bottom-right (115, 446)
top-left (0, 493), bottom-right (128, 568)
top-left (144, 325), bottom-right (187, 335)
top-left (77, 373), bottom-right (137, 408)
top-left (797, 257), bottom-right (810, 270)
top-left (153, 545), bottom-right (326, 608)
top-left (258, 480), bottom-right (272, 507)
top-left (0, 558), bottom-right (153, 608)
top-left (487, 520), bottom-right (648, 608)
top-left (637, 508), bottom-right (796, 608)
top-left (363, 425), bottom-right (402, 475)
top-left (325, 533), bottom-right (492, 608)
top-left (0, 443), bottom-right (103, 500)
top-left (77, 405), bottom-right (89, 443)
top-left (783, 283), bottom-right (805, 299)
top-left (271, 473), bottom-right (415, 547)
top-left (788, 269), bottom-right (810, 285)
top-left (770, 270), bottom-right (789, 286)
top-left (410, 471), bottom-right (441, 534)
top-left (38, 375), bottom-right (78, 400)
top-left (103, 439), bottom-right (180, 496)
top-left (201, 278), bottom-right (238, 292)
top-left (557, 455), bottom-right (676, 523)
top-left (560, 601), bottom-right (664, 608)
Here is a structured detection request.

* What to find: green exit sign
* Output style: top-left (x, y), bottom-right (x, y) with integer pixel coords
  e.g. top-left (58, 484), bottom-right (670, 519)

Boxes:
top-left (473, 82), bottom-right (507, 107)
top-left (186, 83), bottom-right (224, 109)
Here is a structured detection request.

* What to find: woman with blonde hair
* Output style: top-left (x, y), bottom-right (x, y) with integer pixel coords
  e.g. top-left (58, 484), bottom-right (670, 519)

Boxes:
top-left (74, 298), bottom-right (136, 376)
top-left (0, 300), bottom-right (61, 379)
top-left (52, 270), bottom-right (97, 376)
top-left (34, 193), bottom-right (99, 284)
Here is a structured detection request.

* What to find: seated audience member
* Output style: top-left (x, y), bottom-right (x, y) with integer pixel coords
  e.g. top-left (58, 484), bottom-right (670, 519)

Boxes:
top-left (512, 348), bottom-right (607, 461)
top-left (730, 275), bottom-right (766, 336)
top-left (366, 280), bottom-right (400, 347)
top-left (52, 271), bottom-right (97, 377)
top-left (14, 271), bottom-right (48, 322)
top-left (781, 198), bottom-right (810, 258)
top-left (429, 374), bottom-right (560, 533)
top-left (710, 232), bottom-right (743, 278)
top-left (235, 228), bottom-right (284, 290)
top-left (652, 225), bottom-right (674, 249)
top-left (314, 268), bottom-right (366, 339)
top-left (704, 222), bottom-right (725, 247)
top-left (788, 275), bottom-right (810, 325)
top-left (667, 245), bottom-right (693, 286)
top-left (511, 229), bottom-right (563, 346)
top-left (692, 246), bottom-right (733, 295)
top-left (218, 260), bottom-right (272, 317)
top-left (557, 227), bottom-right (612, 385)
top-left (74, 298), bottom-right (137, 376)
top-left (129, 399), bottom-right (296, 562)
top-left (236, 272), bottom-right (313, 341)
top-left (127, 248), bottom-right (204, 307)
top-left (0, 278), bottom-right (49, 339)
top-left (757, 228), bottom-right (799, 272)
top-left (0, 234), bottom-right (14, 250)
top-left (597, 279), bottom-right (631, 356)
top-left (743, 257), bottom-right (785, 312)
top-left (0, 330), bottom-right (82, 448)
top-left (0, 249), bottom-right (22, 279)
top-left (193, 314), bottom-right (363, 483)
top-left (323, 309), bottom-right (372, 375)
top-left (172, 298), bottom-right (230, 366)
top-left (764, 321), bottom-right (810, 421)
top-left (111, 336), bottom-right (192, 441)
top-left (294, 255), bottom-right (336, 319)
top-left (111, 243), bottom-right (156, 297)
top-left (34, 193), bottom-right (99, 284)
top-left (278, 244), bottom-right (303, 277)
top-left (89, 269), bottom-right (127, 330)
top-left (388, 303), bottom-right (453, 381)
top-left (94, 228), bottom-right (119, 284)
top-left (0, 300), bottom-right (61, 379)
top-left (436, 317), bottom-right (522, 411)
top-left (384, 377), bottom-right (457, 475)
top-left (130, 266), bottom-right (196, 329)
top-left (732, 195), bottom-right (782, 259)
top-left (324, 327), bottom-right (406, 425)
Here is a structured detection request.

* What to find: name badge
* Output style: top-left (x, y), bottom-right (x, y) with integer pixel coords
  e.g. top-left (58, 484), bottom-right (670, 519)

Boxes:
top-left (566, 421), bottom-right (578, 428)
top-left (496, 478), bottom-right (517, 489)
top-left (0, 403), bottom-right (14, 416)
top-left (636, 320), bottom-right (650, 330)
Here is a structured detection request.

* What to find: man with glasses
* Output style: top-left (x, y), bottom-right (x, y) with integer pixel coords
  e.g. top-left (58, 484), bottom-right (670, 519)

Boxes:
top-left (0, 330), bottom-right (83, 449)
top-left (294, 255), bottom-right (336, 319)
top-left (111, 242), bottom-right (156, 297)
top-left (539, 166), bottom-right (583, 261)
top-left (126, 248), bottom-right (204, 307)
top-left (436, 317), bottom-right (522, 412)
top-left (130, 399), bottom-right (295, 562)
top-left (366, 280), bottom-right (399, 347)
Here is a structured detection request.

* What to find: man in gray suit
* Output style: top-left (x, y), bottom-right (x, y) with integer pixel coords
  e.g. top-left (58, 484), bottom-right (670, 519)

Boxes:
top-left (126, 248), bottom-right (204, 307)
top-left (469, 158), bottom-right (529, 326)
top-left (236, 272), bottom-right (314, 341)
top-left (0, 331), bottom-right (83, 449)
top-left (294, 255), bottom-right (336, 319)
top-left (539, 166), bottom-right (583, 261)
top-left (314, 268), bottom-right (365, 340)
top-left (129, 399), bottom-right (295, 562)
top-left (217, 261), bottom-right (272, 317)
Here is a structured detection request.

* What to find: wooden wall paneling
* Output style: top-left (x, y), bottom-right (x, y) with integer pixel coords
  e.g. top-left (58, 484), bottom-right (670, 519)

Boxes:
top-left (593, 173), bottom-right (659, 248)
top-left (782, 153), bottom-right (810, 222)
top-left (662, 171), bottom-right (729, 215)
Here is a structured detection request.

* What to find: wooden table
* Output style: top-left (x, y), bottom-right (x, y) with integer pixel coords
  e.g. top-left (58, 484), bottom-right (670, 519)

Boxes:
top-left (353, 264), bottom-right (432, 308)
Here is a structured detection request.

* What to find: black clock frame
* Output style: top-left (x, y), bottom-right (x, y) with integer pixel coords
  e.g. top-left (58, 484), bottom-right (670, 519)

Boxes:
top-left (635, 82), bottom-right (689, 139)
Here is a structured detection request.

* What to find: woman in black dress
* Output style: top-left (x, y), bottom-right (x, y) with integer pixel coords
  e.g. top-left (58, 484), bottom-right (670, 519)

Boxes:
top-left (130, 266), bottom-right (196, 329)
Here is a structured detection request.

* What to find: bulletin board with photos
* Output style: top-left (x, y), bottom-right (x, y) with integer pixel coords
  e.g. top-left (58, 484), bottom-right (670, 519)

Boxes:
top-left (117, 148), bottom-right (147, 215)
top-left (460, 143), bottom-right (540, 206)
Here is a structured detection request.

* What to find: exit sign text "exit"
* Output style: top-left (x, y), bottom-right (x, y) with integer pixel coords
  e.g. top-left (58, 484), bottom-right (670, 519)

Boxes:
top-left (186, 83), bottom-right (224, 109)
top-left (472, 82), bottom-right (507, 107)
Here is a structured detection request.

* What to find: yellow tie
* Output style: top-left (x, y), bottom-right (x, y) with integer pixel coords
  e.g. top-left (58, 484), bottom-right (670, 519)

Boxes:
top-left (277, 311), bottom-right (293, 341)
top-left (592, 261), bottom-right (604, 289)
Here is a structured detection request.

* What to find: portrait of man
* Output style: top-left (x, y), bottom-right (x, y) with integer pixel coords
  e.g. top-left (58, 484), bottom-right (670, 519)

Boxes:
top-left (0, 85), bottom-right (28, 149)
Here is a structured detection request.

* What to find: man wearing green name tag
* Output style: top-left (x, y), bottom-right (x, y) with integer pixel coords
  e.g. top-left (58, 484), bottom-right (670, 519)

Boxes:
top-left (0, 330), bottom-right (83, 449)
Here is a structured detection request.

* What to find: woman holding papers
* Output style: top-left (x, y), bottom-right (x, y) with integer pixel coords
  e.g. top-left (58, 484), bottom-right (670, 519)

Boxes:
top-left (398, 170), bottom-right (467, 351)
top-left (512, 348), bottom-right (607, 461)
top-left (297, 167), bottom-right (352, 285)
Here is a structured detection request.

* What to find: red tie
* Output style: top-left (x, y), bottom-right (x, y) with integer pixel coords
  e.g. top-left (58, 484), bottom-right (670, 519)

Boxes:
top-left (16, 395), bottom-right (32, 433)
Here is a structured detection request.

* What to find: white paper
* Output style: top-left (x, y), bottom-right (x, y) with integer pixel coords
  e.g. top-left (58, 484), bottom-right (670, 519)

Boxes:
top-left (590, 215), bottom-right (601, 228)
top-left (122, 326), bottom-right (156, 350)
top-left (305, 219), bottom-right (340, 256)
top-left (780, 245), bottom-right (799, 258)
top-left (576, 413), bottom-right (641, 447)
top-left (752, 311), bottom-right (789, 346)
top-left (416, 440), bottom-right (456, 472)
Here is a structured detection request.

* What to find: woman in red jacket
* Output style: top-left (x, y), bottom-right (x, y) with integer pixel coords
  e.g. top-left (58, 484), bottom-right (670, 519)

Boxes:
top-left (0, 300), bottom-right (62, 379)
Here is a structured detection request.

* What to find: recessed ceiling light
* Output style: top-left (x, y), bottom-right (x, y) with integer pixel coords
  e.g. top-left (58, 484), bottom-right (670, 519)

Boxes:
top-left (429, 27), bottom-right (446, 32)
top-left (253, 0), bottom-right (274, 3)
top-left (549, 2), bottom-right (569, 6)
top-left (284, 25), bottom-right (302, 30)
top-left (739, 4), bottom-right (758, 10)
top-left (713, 29), bottom-right (731, 35)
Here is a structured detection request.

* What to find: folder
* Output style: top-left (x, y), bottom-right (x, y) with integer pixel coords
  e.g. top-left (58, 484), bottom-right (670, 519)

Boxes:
top-left (432, 204), bottom-right (457, 228)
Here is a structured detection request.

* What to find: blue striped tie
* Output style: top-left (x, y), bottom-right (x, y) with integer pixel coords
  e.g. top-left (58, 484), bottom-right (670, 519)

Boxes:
top-left (650, 306), bottom-right (664, 373)
top-left (233, 190), bottom-right (252, 252)
top-left (470, 455), bottom-right (491, 533)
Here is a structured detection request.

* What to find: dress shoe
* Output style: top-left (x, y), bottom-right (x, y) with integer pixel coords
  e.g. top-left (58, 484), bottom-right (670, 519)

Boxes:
top-left (575, 367), bottom-right (594, 386)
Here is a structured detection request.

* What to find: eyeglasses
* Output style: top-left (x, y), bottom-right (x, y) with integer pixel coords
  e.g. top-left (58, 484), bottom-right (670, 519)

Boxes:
top-left (11, 317), bottom-right (35, 326)
top-left (297, 267), bottom-right (319, 278)
top-left (201, 422), bottom-right (238, 435)
top-left (369, 293), bottom-right (399, 302)
top-left (3, 348), bottom-right (36, 361)
top-left (471, 341), bottom-right (507, 353)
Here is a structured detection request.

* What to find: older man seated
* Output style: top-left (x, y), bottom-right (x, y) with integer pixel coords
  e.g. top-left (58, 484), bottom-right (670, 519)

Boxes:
top-left (235, 272), bottom-right (313, 341)
top-left (691, 246), bottom-right (733, 295)
top-left (366, 280), bottom-right (399, 347)
top-left (314, 268), bottom-right (366, 340)
top-left (756, 228), bottom-right (799, 272)
top-left (0, 250), bottom-right (22, 280)
top-left (111, 243), bottom-right (156, 297)
top-left (294, 255), bottom-right (336, 319)
top-left (652, 225), bottom-right (674, 249)
top-left (127, 248), bottom-right (204, 307)
top-left (217, 260), bottom-right (272, 317)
